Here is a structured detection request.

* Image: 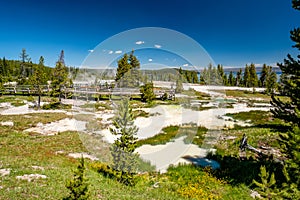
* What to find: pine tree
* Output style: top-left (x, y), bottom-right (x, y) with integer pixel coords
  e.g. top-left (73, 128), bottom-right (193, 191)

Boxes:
top-left (212, 66), bottom-right (221, 85)
top-left (279, 126), bottom-right (300, 190)
top-left (236, 68), bottom-right (243, 86)
top-left (243, 65), bottom-right (250, 87)
top-left (115, 51), bottom-right (140, 88)
top-left (51, 50), bottom-right (68, 102)
top-left (59, 50), bottom-right (65, 66)
top-left (1, 57), bottom-right (8, 78)
top-left (265, 68), bottom-right (277, 95)
top-left (271, 2), bottom-right (300, 125)
top-left (252, 165), bottom-right (279, 200)
top-left (179, 67), bottom-right (183, 75)
top-left (259, 64), bottom-right (277, 94)
top-left (129, 50), bottom-right (141, 87)
top-left (249, 63), bottom-right (258, 87)
top-left (223, 73), bottom-right (228, 86)
top-left (228, 71), bottom-right (235, 86)
top-left (260, 64), bottom-right (268, 87)
top-left (185, 71), bottom-right (191, 83)
top-left (0, 58), bottom-right (8, 87)
top-left (217, 64), bottom-right (226, 85)
top-left (19, 48), bottom-right (30, 83)
top-left (140, 82), bottom-right (155, 103)
top-left (271, 1), bottom-right (300, 197)
top-left (207, 64), bottom-right (213, 84)
top-left (30, 56), bottom-right (47, 109)
top-left (110, 98), bottom-right (139, 185)
top-left (191, 71), bottom-right (199, 83)
top-left (64, 156), bottom-right (89, 200)
top-left (200, 68), bottom-right (206, 84)
top-left (115, 53), bottom-right (130, 84)
top-left (175, 76), bottom-right (184, 93)
top-left (217, 64), bottom-right (224, 78)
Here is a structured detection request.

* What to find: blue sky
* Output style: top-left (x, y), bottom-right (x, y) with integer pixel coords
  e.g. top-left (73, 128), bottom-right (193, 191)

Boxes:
top-left (0, 0), bottom-right (299, 69)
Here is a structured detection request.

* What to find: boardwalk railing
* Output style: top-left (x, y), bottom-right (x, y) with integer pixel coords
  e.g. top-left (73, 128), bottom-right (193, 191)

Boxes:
top-left (1, 85), bottom-right (175, 100)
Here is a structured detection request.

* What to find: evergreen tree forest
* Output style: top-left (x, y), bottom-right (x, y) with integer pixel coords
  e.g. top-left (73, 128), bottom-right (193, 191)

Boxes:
top-left (0, 48), bottom-right (279, 98)
top-left (0, 49), bottom-right (78, 94)
top-left (269, 1), bottom-right (300, 198)
top-left (200, 63), bottom-right (278, 93)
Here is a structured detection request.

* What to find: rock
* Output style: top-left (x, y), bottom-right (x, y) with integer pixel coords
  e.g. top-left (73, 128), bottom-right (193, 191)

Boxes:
top-left (222, 136), bottom-right (237, 140)
top-left (55, 150), bottom-right (65, 155)
top-left (68, 152), bottom-right (99, 161)
top-left (16, 174), bottom-right (47, 182)
top-left (0, 168), bottom-right (11, 176)
top-left (36, 122), bottom-right (43, 127)
top-left (250, 190), bottom-right (262, 199)
top-left (32, 166), bottom-right (44, 171)
top-left (0, 121), bottom-right (14, 126)
top-left (23, 118), bottom-right (86, 136)
top-left (224, 123), bottom-right (234, 129)
top-left (0, 102), bottom-right (11, 108)
top-left (153, 182), bottom-right (160, 188)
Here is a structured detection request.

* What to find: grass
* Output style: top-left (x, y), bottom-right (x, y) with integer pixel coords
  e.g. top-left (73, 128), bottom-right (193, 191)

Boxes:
top-left (1, 94), bottom-right (288, 199)
top-left (41, 102), bottom-right (72, 110)
top-left (80, 102), bottom-right (112, 111)
top-left (0, 113), bottom-right (68, 131)
top-left (225, 110), bottom-right (288, 129)
top-left (137, 125), bottom-right (179, 147)
top-left (165, 164), bottom-right (252, 200)
top-left (0, 112), bottom-right (252, 200)
top-left (0, 96), bottom-right (31, 107)
top-left (181, 88), bottom-right (211, 100)
top-left (223, 90), bottom-right (271, 100)
top-left (218, 110), bottom-right (288, 156)
top-left (73, 113), bottom-right (95, 122)
top-left (10, 100), bottom-right (26, 107)
top-left (214, 127), bottom-right (281, 157)
top-left (136, 125), bottom-right (208, 147)
top-left (204, 108), bottom-right (289, 192)
top-left (132, 109), bottom-right (149, 119)
top-left (0, 130), bottom-right (85, 200)
top-left (226, 110), bottom-right (272, 126)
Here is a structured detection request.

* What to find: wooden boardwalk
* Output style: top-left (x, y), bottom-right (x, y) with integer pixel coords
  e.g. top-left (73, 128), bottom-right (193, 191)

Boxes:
top-left (1, 85), bottom-right (175, 100)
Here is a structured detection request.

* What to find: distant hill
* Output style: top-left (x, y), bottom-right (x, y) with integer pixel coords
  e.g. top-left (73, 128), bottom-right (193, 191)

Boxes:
top-left (223, 66), bottom-right (281, 74)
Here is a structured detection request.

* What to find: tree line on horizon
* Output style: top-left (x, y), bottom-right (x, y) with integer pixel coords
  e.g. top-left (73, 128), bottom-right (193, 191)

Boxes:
top-left (199, 63), bottom-right (278, 94)
top-left (0, 49), bottom-right (278, 96)
top-left (0, 49), bottom-right (78, 86)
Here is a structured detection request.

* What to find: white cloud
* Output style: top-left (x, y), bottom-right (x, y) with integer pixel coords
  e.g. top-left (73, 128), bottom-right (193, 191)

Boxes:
top-left (254, 63), bottom-right (262, 67)
top-left (183, 63), bottom-right (189, 67)
top-left (148, 58), bottom-right (153, 62)
top-left (115, 50), bottom-right (122, 54)
top-left (154, 44), bottom-right (162, 48)
top-left (88, 49), bottom-right (94, 53)
top-left (108, 50), bottom-right (114, 54)
top-left (135, 40), bottom-right (145, 45)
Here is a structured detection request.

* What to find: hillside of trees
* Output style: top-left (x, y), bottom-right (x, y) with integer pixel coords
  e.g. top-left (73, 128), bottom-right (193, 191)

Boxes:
top-left (0, 49), bottom-right (78, 87)
top-left (199, 63), bottom-right (278, 93)
top-left (0, 48), bottom-right (278, 97)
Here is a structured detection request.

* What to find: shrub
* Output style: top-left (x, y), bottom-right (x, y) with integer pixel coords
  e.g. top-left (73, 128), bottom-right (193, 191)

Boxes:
top-left (42, 101), bottom-right (71, 110)
top-left (252, 165), bottom-right (280, 199)
top-left (140, 83), bottom-right (155, 103)
top-left (64, 157), bottom-right (89, 200)
top-left (161, 92), bottom-right (168, 101)
top-left (90, 162), bottom-right (116, 179)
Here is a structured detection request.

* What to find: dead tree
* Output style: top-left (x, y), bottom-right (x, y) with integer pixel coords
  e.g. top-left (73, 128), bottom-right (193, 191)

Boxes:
top-left (239, 134), bottom-right (263, 156)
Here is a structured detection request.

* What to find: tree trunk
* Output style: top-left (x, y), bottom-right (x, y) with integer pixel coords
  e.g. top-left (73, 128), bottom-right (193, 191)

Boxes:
top-left (38, 94), bottom-right (41, 110)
